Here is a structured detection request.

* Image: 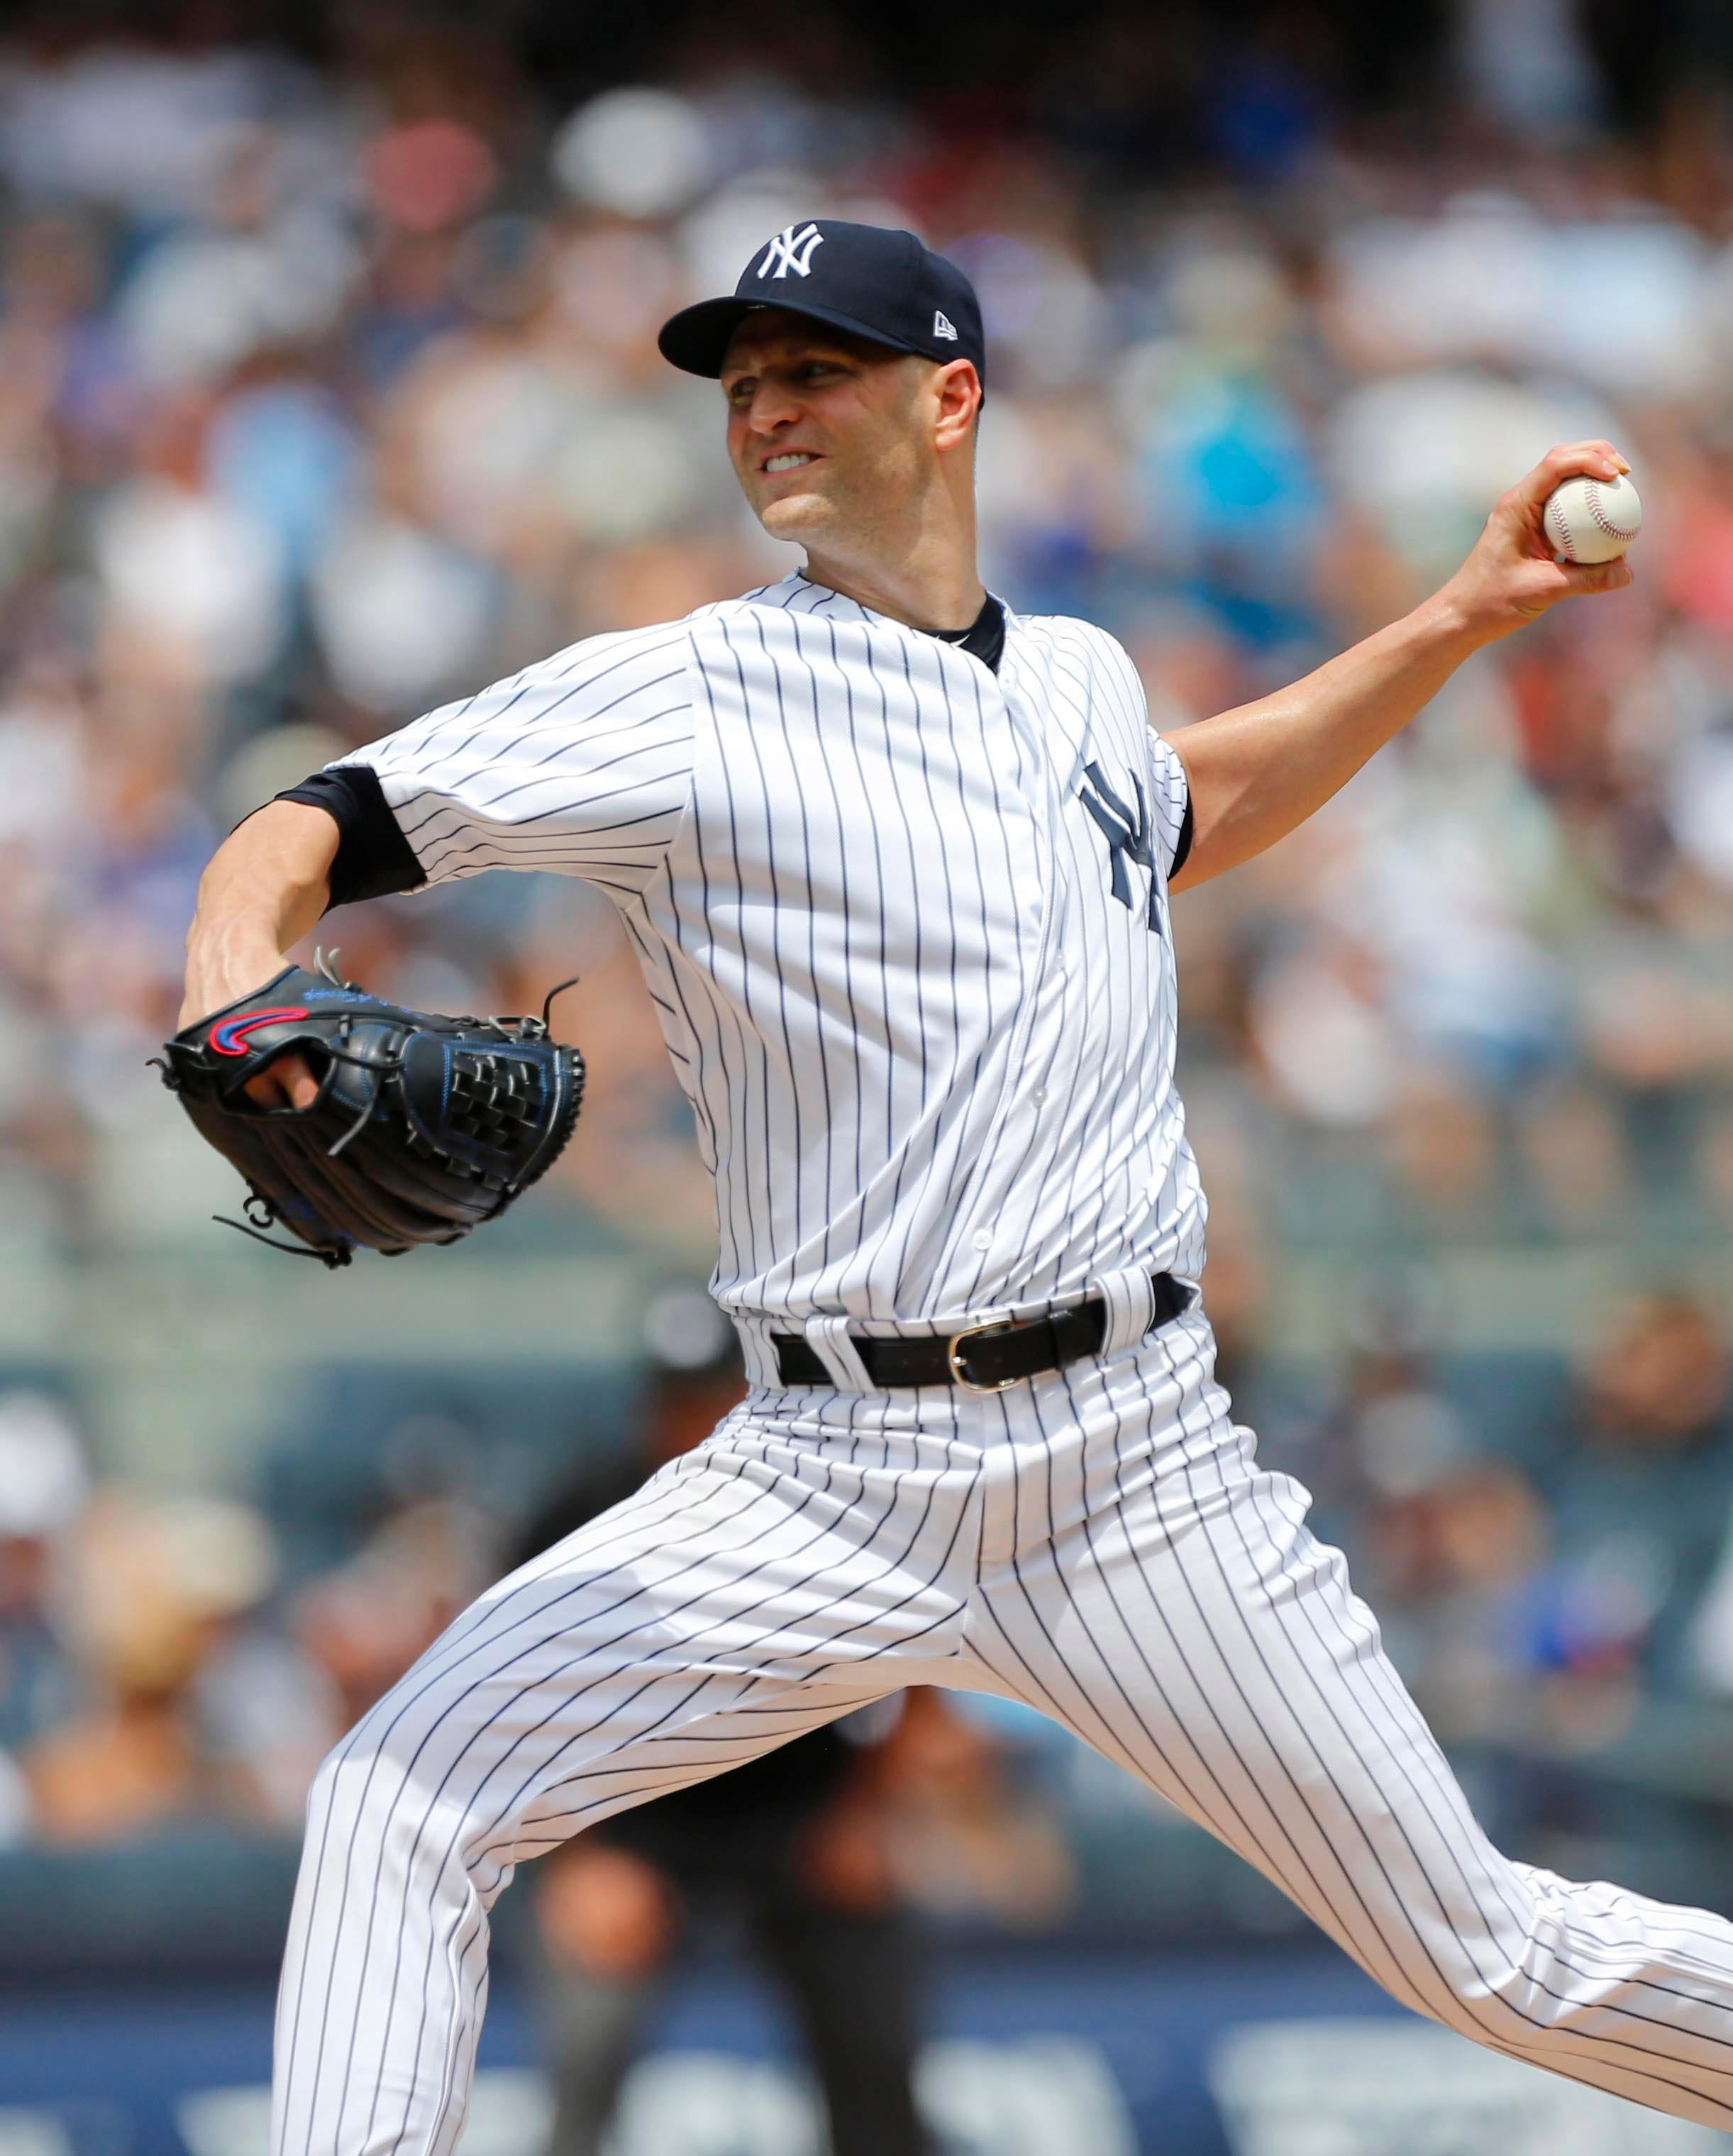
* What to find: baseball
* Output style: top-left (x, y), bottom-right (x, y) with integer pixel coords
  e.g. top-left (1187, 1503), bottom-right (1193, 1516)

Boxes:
top-left (1543, 470), bottom-right (1642, 565)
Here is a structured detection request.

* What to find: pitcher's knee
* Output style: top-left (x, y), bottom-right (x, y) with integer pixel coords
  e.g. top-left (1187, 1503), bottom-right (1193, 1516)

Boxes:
top-left (304, 1724), bottom-right (347, 1801)
top-left (303, 1725), bottom-right (386, 1842)
top-left (302, 1701), bottom-right (464, 1861)
top-left (1417, 1929), bottom-right (1571, 2056)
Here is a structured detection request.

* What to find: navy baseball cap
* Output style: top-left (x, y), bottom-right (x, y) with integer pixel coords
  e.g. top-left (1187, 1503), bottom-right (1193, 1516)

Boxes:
top-left (658, 219), bottom-right (985, 388)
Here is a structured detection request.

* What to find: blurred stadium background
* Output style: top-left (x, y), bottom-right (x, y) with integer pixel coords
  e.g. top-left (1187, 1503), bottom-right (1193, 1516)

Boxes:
top-left (5, 0), bottom-right (1733, 2150)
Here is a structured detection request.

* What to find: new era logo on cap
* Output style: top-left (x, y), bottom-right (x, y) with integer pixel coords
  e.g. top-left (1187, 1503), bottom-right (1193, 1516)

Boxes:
top-left (658, 219), bottom-right (986, 389)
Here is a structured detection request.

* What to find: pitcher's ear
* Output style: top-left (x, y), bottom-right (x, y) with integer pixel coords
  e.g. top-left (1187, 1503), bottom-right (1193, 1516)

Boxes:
top-left (934, 358), bottom-right (982, 450)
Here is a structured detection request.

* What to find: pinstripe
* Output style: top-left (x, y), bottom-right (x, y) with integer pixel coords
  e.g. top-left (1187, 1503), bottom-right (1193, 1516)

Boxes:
top-left (621, 901), bottom-right (724, 1171)
top-left (1053, 1364), bottom-right (1330, 1915)
top-left (852, 629), bottom-right (933, 1314)
top-left (1229, 1459), bottom-right (1733, 2072)
top-left (272, 1464), bottom-right (733, 2135)
top-left (814, 615), bottom-right (897, 1318)
top-left (416, 748), bottom-right (689, 848)
top-left (1039, 724), bottom-right (1127, 1284)
top-left (415, 1475), bottom-right (898, 1850)
top-left (1068, 625), bottom-right (1177, 1267)
top-left (290, 1470), bottom-right (784, 2149)
top-left (417, 1672), bottom-right (899, 2155)
top-left (1145, 1332), bottom-right (1506, 2023)
top-left (1187, 1394), bottom-right (1733, 2110)
top-left (738, 614), bottom-right (814, 1266)
top-left (989, 1365), bottom-right (1356, 1938)
top-left (276, 572), bottom-right (1733, 2155)
top-left (677, 646), bottom-right (760, 1283)
top-left (402, 761), bottom-right (690, 850)
top-left (386, 630), bottom-right (690, 785)
top-left (974, 1354), bottom-right (1715, 2113)
top-left (343, 567), bottom-right (1207, 1325)
top-left (917, 657), bottom-right (1015, 1255)
top-left (297, 1455), bottom-right (943, 2153)
top-left (481, 1688), bottom-right (897, 1844)
top-left (403, 683), bottom-right (688, 830)
top-left (792, 619), bottom-right (863, 1271)
top-left (763, 617), bottom-right (837, 1256)
top-left (870, 634), bottom-right (962, 1306)
top-left (370, 1666), bottom-right (728, 2152)
top-left (458, 1527), bottom-right (967, 1884)
top-left (712, 618), bottom-right (780, 1284)
top-left (417, 1671), bottom-right (917, 2149)
top-left (275, 1356), bottom-right (1733, 2150)
top-left (1033, 621), bottom-right (1170, 1283)
top-left (284, 1466), bottom-right (796, 1969)
top-left (356, 1451), bottom-right (973, 2153)
top-left (346, 1463), bottom-right (766, 1723)
top-left (923, 657), bottom-right (1054, 1293)
top-left (1004, 1326), bottom-right (1733, 2116)
top-left (1024, 1334), bottom-right (1519, 2025)
top-left (961, 625), bottom-right (1082, 1293)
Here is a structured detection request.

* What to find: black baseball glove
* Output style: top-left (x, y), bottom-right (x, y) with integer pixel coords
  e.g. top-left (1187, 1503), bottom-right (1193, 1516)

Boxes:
top-left (157, 959), bottom-right (585, 1268)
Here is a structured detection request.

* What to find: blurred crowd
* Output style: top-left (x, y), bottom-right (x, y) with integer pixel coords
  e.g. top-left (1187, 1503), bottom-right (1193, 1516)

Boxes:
top-left (8, 1276), bottom-right (1733, 1901)
top-left (2, 0), bottom-right (1733, 1906)
top-left (0, 1297), bottom-right (1075, 1974)
top-left (1, 4), bottom-right (1732, 1266)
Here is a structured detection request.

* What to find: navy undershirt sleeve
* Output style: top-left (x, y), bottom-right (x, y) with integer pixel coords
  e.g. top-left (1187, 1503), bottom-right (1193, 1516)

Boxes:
top-left (274, 765), bottom-right (425, 910)
top-left (1170, 792), bottom-right (1194, 879)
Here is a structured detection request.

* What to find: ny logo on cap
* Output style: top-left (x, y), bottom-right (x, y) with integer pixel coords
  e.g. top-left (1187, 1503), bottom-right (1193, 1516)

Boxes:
top-left (756, 223), bottom-right (826, 280)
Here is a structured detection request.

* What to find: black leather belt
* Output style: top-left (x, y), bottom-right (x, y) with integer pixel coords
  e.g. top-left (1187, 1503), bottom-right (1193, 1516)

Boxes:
top-left (772, 1271), bottom-right (1191, 1392)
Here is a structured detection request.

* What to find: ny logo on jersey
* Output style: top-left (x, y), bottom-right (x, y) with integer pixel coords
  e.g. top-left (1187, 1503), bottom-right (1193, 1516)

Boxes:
top-left (1078, 760), bottom-right (1163, 932)
top-left (755, 223), bottom-right (826, 280)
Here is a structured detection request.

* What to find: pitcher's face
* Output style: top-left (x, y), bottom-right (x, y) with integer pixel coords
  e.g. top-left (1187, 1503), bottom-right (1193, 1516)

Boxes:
top-left (721, 311), bottom-right (938, 550)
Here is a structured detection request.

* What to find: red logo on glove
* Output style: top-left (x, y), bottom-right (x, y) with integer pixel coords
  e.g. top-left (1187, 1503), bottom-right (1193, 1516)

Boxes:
top-left (209, 1007), bottom-right (309, 1056)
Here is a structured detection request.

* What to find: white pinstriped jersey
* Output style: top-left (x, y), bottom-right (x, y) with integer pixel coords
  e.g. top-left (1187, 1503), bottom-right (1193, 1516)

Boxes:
top-left (287, 568), bottom-right (1733, 2156)
top-left (340, 569), bottom-right (1204, 1327)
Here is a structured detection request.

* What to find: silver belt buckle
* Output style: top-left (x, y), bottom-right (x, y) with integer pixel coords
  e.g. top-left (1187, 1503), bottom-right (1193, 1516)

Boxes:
top-left (946, 1317), bottom-right (1026, 1393)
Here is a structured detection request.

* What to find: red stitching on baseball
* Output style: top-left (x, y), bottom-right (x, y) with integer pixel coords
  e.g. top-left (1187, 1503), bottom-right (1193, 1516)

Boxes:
top-left (1583, 480), bottom-right (1638, 542)
top-left (1548, 481), bottom-right (1636, 562)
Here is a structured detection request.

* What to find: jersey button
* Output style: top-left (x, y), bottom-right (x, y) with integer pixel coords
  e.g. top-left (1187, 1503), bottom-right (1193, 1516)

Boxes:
top-left (972, 1227), bottom-right (992, 1251)
top-left (1031, 1087), bottom-right (1048, 1106)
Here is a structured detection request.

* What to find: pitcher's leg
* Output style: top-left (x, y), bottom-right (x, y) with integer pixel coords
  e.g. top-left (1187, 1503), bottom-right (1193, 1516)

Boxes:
top-left (273, 1437), bottom-right (971, 2156)
top-left (962, 1365), bottom-right (1733, 2130)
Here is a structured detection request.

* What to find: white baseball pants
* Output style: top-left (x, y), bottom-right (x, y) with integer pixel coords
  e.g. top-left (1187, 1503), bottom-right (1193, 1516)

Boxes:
top-left (272, 1298), bottom-right (1733, 2155)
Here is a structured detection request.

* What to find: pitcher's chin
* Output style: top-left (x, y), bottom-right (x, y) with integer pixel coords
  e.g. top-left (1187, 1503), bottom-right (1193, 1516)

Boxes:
top-left (756, 492), bottom-right (833, 544)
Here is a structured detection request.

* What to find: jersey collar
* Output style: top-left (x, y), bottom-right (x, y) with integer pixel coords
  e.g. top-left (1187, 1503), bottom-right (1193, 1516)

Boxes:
top-left (756, 568), bottom-right (1018, 656)
top-left (741, 572), bottom-right (1092, 781)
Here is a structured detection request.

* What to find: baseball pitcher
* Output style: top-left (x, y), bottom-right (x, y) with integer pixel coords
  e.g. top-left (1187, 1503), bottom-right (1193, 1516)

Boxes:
top-left (177, 225), bottom-right (1733, 2156)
